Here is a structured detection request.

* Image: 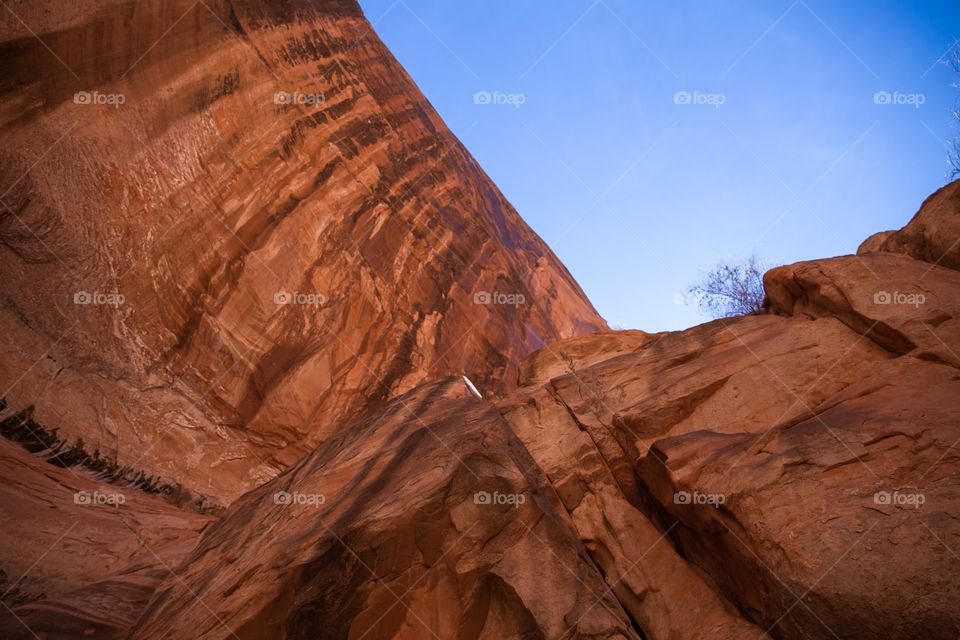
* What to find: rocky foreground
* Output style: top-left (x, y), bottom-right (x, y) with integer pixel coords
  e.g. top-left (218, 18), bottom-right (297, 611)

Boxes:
top-left (123, 182), bottom-right (959, 640)
top-left (3, 181), bottom-right (958, 639)
top-left (1, 0), bottom-right (959, 639)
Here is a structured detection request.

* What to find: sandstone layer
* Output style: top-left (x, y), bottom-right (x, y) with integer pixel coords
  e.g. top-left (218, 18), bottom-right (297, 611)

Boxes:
top-left (128, 182), bottom-right (960, 638)
top-left (0, 0), bottom-right (604, 504)
top-left (1, 1), bottom-right (958, 638)
top-left (0, 432), bottom-right (211, 639)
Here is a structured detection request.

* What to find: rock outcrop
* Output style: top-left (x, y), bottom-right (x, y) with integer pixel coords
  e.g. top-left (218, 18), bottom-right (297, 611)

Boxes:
top-left (131, 377), bottom-right (647, 640)
top-left (0, 434), bottom-right (211, 639)
top-left (2, 0), bottom-right (958, 638)
top-left (0, 0), bottom-right (604, 503)
top-left (859, 179), bottom-right (960, 271)
top-left (124, 180), bottom-right (960, 639)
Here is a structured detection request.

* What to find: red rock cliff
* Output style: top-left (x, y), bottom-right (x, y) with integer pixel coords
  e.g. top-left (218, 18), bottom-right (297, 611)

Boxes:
top-left (0, 0), bottom-right (605, 502)
top-left (128, 181), bottom-right (960, 640)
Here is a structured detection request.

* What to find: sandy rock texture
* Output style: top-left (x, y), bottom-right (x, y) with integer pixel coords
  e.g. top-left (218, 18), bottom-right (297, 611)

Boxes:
top-left (130, 180), bottom-right (959, 638)
top-left (0, 0), bottom-right (604, 503)
top-left (0, 436), bottom-right (211, 639)
top-left (2, 0), bottom-right (958, 638)
top-left (131, 377), bottom-right (644, 640)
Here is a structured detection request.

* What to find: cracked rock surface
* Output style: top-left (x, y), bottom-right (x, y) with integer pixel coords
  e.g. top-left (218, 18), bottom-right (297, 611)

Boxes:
top-left (0, 0), bottom-right (604, 504)
top-left (127, 184), bottom-right (959, 638)
top-left (0, 1), bottom-right (958, 639)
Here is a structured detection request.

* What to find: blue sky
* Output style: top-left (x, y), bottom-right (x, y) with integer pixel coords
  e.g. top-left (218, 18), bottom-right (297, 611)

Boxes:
top-left (357, 0), bottom-right (960, 331)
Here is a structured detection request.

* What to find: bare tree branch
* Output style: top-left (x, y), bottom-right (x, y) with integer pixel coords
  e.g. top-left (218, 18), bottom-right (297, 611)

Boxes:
top-left (687, 254), bottom-right (768, 319)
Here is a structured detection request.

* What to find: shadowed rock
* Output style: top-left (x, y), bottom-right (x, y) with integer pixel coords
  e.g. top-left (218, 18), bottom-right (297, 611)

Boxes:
top-left (131, 180), bottom-right (959, 639)
top-left (0, 437), bottom-right (211, 639)
top-left (1, 0), bottom-right (958, 638)
top-left (0, 0), bottom-right (604, 504)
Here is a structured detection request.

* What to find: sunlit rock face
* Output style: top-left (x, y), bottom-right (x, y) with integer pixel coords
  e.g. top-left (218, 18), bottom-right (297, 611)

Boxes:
top-left (0, 0), bottom-right (604, 502)
top-left (2, 1), bottom-right (958, 639)
top-left (131, 181), bottom-right (960, 639)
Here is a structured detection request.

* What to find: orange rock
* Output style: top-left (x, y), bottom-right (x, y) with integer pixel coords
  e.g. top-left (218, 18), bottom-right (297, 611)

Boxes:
top-left (130, 378), bottom-right (642, 639)
top-left (0, 437), bottom-right (211, 639)
top-left (2, 1), bottom-right (958, 638)
top-left (131, 182), bottom-right (960, 638)
top-left (0, 0), bottom-right (604, 503)
top-left (858, 179), bottom-right (960, 270)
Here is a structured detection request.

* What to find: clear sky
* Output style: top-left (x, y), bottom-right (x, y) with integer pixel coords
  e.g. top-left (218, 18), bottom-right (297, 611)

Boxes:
top-left (357, 0), bottom-right (959, 331)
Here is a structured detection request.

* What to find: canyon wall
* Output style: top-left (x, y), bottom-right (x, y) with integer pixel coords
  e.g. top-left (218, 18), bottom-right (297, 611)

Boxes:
top-left (128, 180), bottom-right (960, 639)
top-left (0, 0), bottom-right (604, 502)
top-left (1, 1), bottom-right (957, 638)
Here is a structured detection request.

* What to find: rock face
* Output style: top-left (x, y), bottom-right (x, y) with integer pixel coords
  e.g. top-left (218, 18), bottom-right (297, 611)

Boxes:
top-left (2, 1), bottom-right (959, 639)
top-left (0, 434), bottom-right (211, 639)
top-left (131, 377), bottom-right (647, 640)
top-left (859, 179), bottom-right (960, 271)
top-left (125, 179), bottom-right (960, 640)
top-left (0, 0), bottom-right (604, 503)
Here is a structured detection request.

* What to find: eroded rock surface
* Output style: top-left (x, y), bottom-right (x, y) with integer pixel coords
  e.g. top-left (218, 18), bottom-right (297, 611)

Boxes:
top-left (2, 0), bottom-right (958, 638)
top-left (131, 180), bottom-right (960, 639)
top-left (0, 0), bottom-right (603, 503)
top-left (0, 436), bottom-right (211, 639)
top-left (131, 378), bottom-right (643, 640)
